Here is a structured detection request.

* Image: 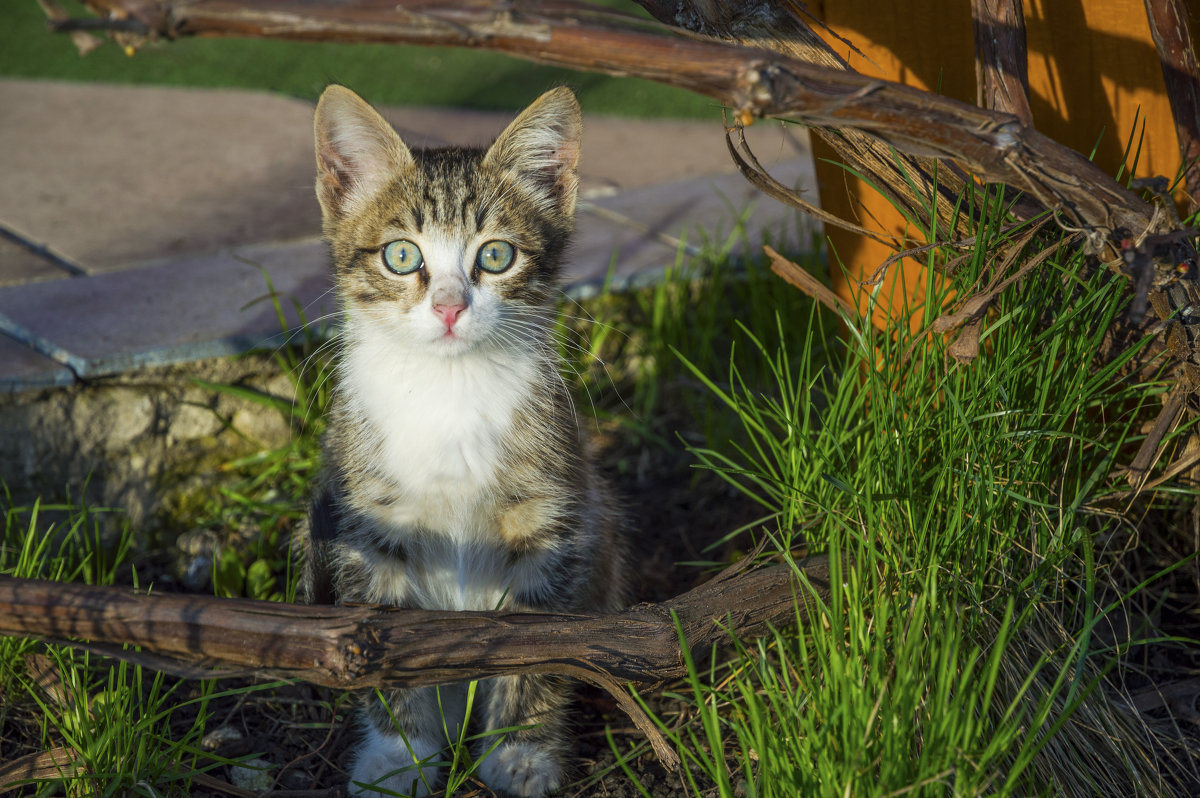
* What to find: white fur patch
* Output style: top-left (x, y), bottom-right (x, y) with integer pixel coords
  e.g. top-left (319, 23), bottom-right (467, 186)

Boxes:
top-left (342, 325), bottom-right (536, 521)
top-left (350, 724), bottom-right (443, 797)
top-left (476, 740), bottom-right (563, 798)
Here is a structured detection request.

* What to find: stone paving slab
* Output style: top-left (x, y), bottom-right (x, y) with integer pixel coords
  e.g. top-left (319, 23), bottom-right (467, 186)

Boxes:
top-left (0, 333), bottom-right (74, 392)
top-left (0, 80), bottom-right (320, 276)
top-left (0, 238), bottom-right (333, 381)
top-left (0, 233), bottom-right (69, 287)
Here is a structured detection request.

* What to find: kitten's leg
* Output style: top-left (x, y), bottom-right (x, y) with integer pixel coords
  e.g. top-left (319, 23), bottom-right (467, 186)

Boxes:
top-left (350, 685), bottom-right (464, 797)
top-left (476, 674), bottom-right (570, 797)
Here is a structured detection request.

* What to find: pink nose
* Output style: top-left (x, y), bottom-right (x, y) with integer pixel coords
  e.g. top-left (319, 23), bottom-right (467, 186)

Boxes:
top-left (433, 302), bottom-right (467, 328)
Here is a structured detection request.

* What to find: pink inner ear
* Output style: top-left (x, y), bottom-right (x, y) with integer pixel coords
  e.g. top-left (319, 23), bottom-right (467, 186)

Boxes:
top-left (318, 145), bottom-right (347, 185)
top-left (316, 141), bottom-right (355, 213)
top-left (553, 139), bottom-right (580, 172)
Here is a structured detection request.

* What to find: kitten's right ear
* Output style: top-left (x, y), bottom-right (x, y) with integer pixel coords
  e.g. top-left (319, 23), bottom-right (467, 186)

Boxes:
top-left (314, 85), bottom-right (413, 220)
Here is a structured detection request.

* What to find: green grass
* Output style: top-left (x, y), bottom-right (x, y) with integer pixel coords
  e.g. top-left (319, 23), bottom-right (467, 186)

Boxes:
top-left (0, 492), bottom-right (299, 795)
top-left (557, 223), bottom-right (827, 456)
top-left (20, 649), bottom-right (218, 797)
top-left (0, 491), bottom-right (135, 689)
top-left (620, 184), bottom-right (1196, 796)
top-left (1, 0), bottom-right (717, 118)
top-left (0, 494), bottom-right (211, 795)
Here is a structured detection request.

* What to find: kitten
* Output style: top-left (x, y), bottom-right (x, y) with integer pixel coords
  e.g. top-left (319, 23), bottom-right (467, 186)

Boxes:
top-left (300, 85), bottom-right (628, 798)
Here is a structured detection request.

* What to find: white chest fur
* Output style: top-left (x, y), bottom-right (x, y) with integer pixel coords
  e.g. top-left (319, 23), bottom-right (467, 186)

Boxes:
top-left (338, 326), bottom-right (555, 611)
top-left (340, 325), bottom-right (540, 537)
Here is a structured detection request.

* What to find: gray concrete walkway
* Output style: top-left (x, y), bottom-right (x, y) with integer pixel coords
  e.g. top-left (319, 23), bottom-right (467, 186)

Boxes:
top-left (0, 79), bottom-right (817, 391)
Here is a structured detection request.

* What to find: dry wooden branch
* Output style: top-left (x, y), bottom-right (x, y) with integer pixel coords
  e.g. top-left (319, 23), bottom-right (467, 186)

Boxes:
top-left (0, 748), bottom-right (81, 794)
top-left (971, 0), bottom-right (1033, 126)
top-left (765, 244), bottom-right (856, 318)
top-left (64, 0), bottom-right (1155, 244)
top-left (36, 0), bottom-right (104, 55)
top-left (1143, 0), bottom-right (1200, 210)
top-left (0, 556), bottom-right (836, 769)
top-left (635, 0), bottom-right (974, 248)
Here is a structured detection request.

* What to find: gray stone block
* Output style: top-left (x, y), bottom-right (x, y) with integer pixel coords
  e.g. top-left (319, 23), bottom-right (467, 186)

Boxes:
top-left (0, 332), bottom-right (74, 392)
top-left (0, 237), bottom-right (335, 380)
top-left (0, 234), bottom-right (73, 287)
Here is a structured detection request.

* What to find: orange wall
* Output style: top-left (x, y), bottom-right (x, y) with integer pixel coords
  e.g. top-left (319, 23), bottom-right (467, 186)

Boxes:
top-left (806, 0), bottom-right (1198, 324)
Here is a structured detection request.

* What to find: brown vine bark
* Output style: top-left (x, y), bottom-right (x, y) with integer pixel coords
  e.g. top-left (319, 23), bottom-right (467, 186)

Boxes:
top-left (0, 556), bottom-right (837, 769)
top-left (59, 0), bottom-right (1155, 245)
top-left (1144, 0), bottom-right (1200, 211)
top-left (971, 0), bottom-right (1033, 126)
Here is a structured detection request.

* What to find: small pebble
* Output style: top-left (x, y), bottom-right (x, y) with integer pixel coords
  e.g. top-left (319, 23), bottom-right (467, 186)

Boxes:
top-left (230, 758), bottom-right (274, 792)
top-left (200, 725), bottom-right (244, 751)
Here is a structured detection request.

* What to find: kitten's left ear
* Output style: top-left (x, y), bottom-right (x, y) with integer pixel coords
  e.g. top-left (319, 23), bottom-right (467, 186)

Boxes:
top-left (483, 87), bottom-right (582, 217)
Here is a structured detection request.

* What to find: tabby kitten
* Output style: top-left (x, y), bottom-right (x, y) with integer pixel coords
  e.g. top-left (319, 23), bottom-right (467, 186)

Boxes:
top-left (301, 85), bottom-right (628, 798)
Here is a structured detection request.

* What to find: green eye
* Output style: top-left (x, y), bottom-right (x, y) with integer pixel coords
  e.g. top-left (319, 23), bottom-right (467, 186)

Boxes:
top-left (382, 239), bottom-right (424, 275)
top-left (476, 240), bottom-right (516, 274)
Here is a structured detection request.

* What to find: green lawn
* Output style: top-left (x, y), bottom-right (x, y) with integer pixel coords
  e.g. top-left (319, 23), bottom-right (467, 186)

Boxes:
top-left (0, 0), bottom-right (716, 117)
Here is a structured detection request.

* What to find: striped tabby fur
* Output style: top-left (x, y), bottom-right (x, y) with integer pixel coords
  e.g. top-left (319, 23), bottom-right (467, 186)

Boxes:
top-left (300, 85), bottom-right (628, 797)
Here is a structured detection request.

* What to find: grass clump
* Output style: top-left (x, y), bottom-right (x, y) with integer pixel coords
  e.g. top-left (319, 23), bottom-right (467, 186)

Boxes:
top-left (0, 493), bottom-right (294, 795)
top-left (0, 494), bottom-right (222, 796)
top-left (0, 493), bottom-right (133, 693)
top-left (18, 650), bottom-right (219, 797)
top-left (630, 185), bottom-right (1197, 796)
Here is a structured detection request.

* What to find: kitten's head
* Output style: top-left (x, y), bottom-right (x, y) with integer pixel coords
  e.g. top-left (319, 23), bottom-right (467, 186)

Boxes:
top-left (314, 85), bottom-right (581, 355)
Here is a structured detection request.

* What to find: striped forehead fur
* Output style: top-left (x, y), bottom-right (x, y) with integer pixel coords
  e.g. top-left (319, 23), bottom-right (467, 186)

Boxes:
top-left (323, 148), bottom-right (575, 323)
top-left (315, 84), bottom-right (581, 251)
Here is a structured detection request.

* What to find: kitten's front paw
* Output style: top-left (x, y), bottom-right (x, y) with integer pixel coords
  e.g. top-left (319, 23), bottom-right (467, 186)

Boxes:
top-left (477, 741), bottom-right (562, 797)
top-left (349, 730), bottom-right (442, 797)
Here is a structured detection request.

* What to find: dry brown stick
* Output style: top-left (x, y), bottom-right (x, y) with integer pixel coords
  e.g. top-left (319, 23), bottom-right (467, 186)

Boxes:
top-left (0, 748), bottom-right (81, 794)
top-left (765, 245), bottom-right (857, 317)
top-left (0, 559), bottom-right (830, 689)
top-left (724, 119), bottom-right (902, 247)
top-left (0, 556), bottom-right (836, 769)
top-left (66, 0), bottom-right (1154, 242)
top-left (1143, 0), bottom-right (1200, 212)
top-left (1124, 386), bottom-right (1188, 495)
top-left (36, 0), bottom-right (104, 55)
top-left (971, 0), bottom-right (1034, 126)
